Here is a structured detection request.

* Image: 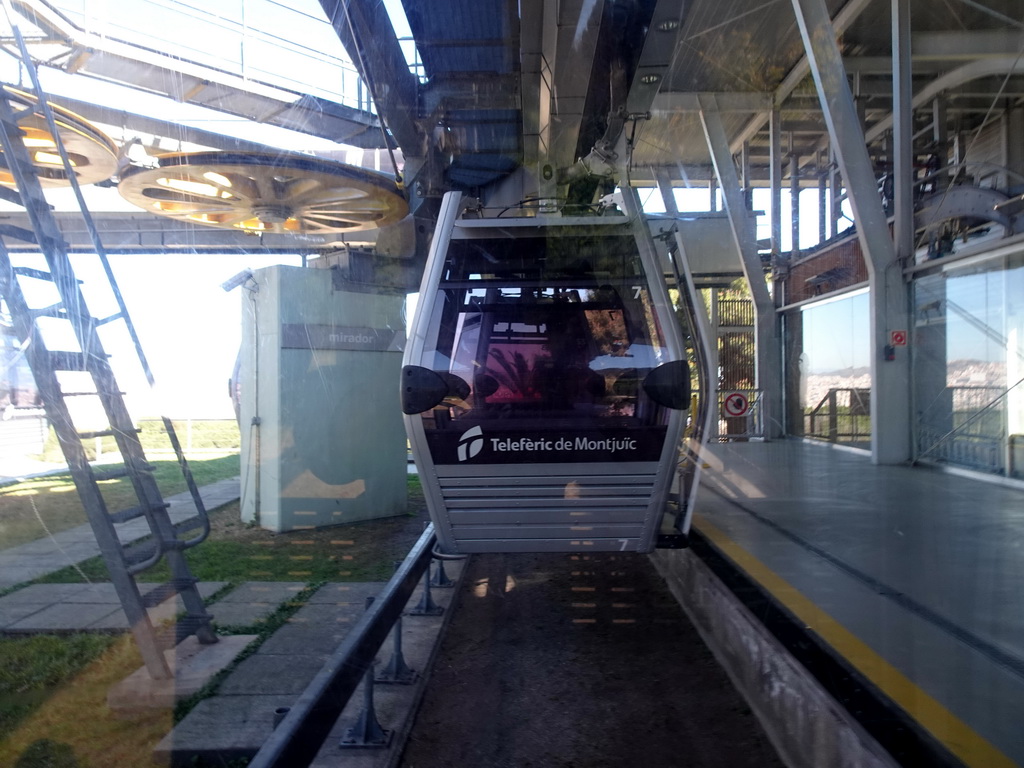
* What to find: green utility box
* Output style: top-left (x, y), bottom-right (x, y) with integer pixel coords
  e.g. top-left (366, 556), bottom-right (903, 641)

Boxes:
top-left (239, 265), bottom-right (407, 532)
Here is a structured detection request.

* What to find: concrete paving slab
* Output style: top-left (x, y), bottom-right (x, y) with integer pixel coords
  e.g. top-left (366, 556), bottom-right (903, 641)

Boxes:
top-left (0, 581), bottom-right (228, 632)
top-left (108, 634), bottom-right (258, 712)
top-left (217, 653), bottom-right (329, 696)
top-left (8, 540), bottom-right (76, 557)
top-left (207, 581), bottom-right (304, 629)
top-left (153, 694), bottom-right (296, 764)
top-left (0, 583), bottom-right (95, 604)
top-left (257, 604), bottom-right (359, 656)
top-left (0, 569), bottom-right (36, 589)
top-left (0, 602), bottom-right (44, 627)
top-left (215, 582), bottom-right (305, 604)
top-left (157, 580), bottom-right (228, 608)
top-left (160, 564), bottom-right (466, 767)
top-left (55, 583), bottom-right (124, 603)
top-left (8, 601), bottom-right (122, 632)
top-left (307, 582), bottom-right (387, 605)
top-left (310, 561), bottom-right (466, 768)
top-left (209, 603), bottom-right (275, 629)
top-left (85, 610), bottom-right (132, 631)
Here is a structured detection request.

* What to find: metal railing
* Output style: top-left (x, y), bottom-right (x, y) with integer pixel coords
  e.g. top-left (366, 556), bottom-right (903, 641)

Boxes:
top-left (248, 524), bottom-right (444, 768)
top-left (805, 388), bottom-right (871, 445)
top-left (917, 382), bottom-right (1021, 475)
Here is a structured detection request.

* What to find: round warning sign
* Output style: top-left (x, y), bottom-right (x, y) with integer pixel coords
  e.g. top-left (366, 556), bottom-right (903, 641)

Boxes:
top-left (723, 392), bottom-right (749, 417)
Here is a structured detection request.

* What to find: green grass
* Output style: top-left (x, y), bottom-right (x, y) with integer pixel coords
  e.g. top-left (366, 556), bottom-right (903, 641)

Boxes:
top-left (33, 420), bottom-right (240, 464)
top-left (34, 474), bottom-right (426, 586)
top-left (0, 474), bottom-right (428, 762)
top-left (0, 454), bottom-right (240, 550)
top-left (0, 634), bottom-right (117, 743)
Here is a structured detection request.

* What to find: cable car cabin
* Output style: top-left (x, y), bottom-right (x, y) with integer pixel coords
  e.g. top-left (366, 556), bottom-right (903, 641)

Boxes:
top-left (402, 192), bottom-right (691, 554)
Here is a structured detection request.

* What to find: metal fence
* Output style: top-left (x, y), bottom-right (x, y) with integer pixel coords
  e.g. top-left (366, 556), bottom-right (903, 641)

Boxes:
top-left (249, 525), bottom-right (449, 767)
top-left (804, 388), bottom-right (871, 446)
top-left (717, 389), bottom-right (764, 440)
top-left (917, 386), bottom-right (1008, 474)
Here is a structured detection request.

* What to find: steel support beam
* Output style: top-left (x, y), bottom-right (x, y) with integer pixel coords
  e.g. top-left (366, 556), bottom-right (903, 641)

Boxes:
top-left (791, 0), bottom-right (911, 464)
top-left (731, 0), bottom-right (875, 153)
top-left (892, 0), bottom-right (914, 262)
top-left (818, 161), bottom-right (827, 242)
top-left (770, 108), bottom-right (783, 258)
top-left (790, 152), bottom-right (800, 258)
top-left (829, 148), bottom-right (843, 235)
top-left (865, 56), bottom-right (1024, 145)
top-left (699, 96), bottom-right (783, 439)
top-left (318, 0), bottom-right (422, 153)
top-left (655, 169), bottom-right (679, 216)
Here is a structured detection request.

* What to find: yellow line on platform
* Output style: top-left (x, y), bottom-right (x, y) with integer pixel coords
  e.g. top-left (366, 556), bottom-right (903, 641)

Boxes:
top-left (694, 514), bottom-right (1018, 768)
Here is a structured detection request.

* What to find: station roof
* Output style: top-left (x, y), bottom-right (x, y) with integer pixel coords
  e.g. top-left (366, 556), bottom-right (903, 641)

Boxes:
top-left (0, 0), bottom-right (1020, 246)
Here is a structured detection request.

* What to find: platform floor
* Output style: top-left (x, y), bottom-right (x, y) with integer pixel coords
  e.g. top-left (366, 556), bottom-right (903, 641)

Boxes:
top-left (399, 551), bottom-right (785, 768)
top-left (693, 439), bottom-right (1024, 768)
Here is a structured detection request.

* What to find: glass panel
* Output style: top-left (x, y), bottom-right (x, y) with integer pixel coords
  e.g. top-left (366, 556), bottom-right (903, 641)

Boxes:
top-left (797, 289), bottom-right (871, 447)
top-left (914, 251), bottom-right (1024, 475)
top-left (416, 234), bottom-right (675, 463)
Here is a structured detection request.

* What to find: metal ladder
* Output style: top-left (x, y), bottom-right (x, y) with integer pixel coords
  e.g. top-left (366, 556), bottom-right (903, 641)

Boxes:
top-left (0, 19), bottom-right (216, 679)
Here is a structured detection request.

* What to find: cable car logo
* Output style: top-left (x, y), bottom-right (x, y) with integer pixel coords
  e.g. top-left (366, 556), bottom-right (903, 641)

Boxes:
top-left (457, 426), bottom-right (485, 462)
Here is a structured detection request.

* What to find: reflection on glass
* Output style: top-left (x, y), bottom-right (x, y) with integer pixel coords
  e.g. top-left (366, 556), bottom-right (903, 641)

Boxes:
top-left (420, 236), bottom-right (672, 433)
top-left (914, 253), bottom-right (1024, 475)
top-left (798, 289), bottom-right (871, 447)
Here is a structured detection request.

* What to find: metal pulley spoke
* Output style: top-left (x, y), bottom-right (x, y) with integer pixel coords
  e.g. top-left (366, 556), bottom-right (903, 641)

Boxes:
top-left (117, 151), bottom-right (408, 234)
top-left (0, 85), bottom-right (118, 187)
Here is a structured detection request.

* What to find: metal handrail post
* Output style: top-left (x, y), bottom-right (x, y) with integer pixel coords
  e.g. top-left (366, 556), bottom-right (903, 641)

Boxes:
top-left (249, 525), bottom-right (436, 767)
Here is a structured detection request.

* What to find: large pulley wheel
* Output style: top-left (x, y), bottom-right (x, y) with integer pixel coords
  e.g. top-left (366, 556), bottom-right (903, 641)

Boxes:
top-left (0, 85), bottom-right (118, 187)
top-left (117, 151), bottom-right (408, 234)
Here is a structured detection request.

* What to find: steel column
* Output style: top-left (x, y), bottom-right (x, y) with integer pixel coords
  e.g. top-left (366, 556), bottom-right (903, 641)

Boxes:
top-left (818, 161), bottom-right (828, 243)
top-left (791, 0), bottom-right (912, 463)
top-left (829, 149), bottom-right (843, 235)
top-left (770, 108), bottom-right (783, 258)
top-left (892, 0), bottom-right (914, 262)
top-left (790, 152), bottom-right (801, 258)
top-left (699, 97), bottom-right (783, 439)
top-left (932, 98), bottom-right (949, 192)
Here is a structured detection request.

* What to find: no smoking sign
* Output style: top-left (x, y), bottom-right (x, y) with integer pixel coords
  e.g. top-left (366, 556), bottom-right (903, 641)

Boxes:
top-left (723, 392), bottom-right (749, 417)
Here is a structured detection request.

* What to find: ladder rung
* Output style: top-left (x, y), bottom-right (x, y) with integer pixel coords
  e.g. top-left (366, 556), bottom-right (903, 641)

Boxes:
top-left (0, 184), bottom-right (23, 206)
top-left (10, 103), bottom-right (39, 122)
top-left (174, 516), bottom-right (206, 536)
top-left (108, 501), bottom-right (169, 524)
top-left (78, 427), bottom-right (141, 440)
top-left (48, 350), bottom-right (110, 370)
top-left (12, 266), bottom-right (52, 281)
top-left (0, 224), bottom-right (36, 243)
top-left (48, 350), bottom-right (88, 370)
top-left (95, 312), bottom-right (123, 326)
top-left (92, 461), bottom-right (156, 482)
top-left (79, 429), bottom-right (116, 440)
top-left (92, 465), bottom-right (130, 481)
top-left (62, 390), bottom-right (126, 397)
top-left (31, 303), bottom-right (66, 319)
top-left (123, 540), bottom-right (159, 568)
top-left (141, 578), bottom-right (198, 608)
